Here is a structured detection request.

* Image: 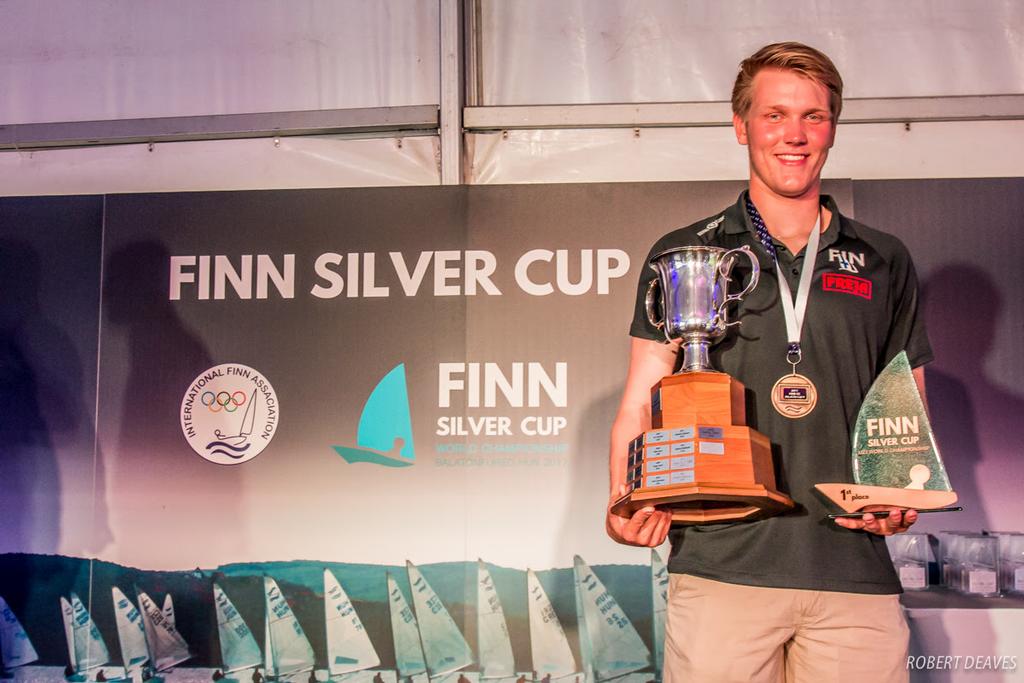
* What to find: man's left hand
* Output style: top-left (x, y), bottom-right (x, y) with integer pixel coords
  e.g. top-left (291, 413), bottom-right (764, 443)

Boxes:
top-left (833, 506), bottom-right (918, 535)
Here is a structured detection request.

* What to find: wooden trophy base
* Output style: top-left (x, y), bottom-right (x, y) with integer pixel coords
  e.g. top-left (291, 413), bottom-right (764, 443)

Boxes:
top-left (611, 482), bottom-right (795, 524)
top-left (815, 483), bottom-right (958, 513)
top-left (613, 372), bottom-right (795, 525)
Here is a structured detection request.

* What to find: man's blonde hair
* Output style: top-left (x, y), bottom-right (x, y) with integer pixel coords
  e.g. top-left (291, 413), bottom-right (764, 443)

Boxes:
top-left (731, 42), bottom-right (844, 121)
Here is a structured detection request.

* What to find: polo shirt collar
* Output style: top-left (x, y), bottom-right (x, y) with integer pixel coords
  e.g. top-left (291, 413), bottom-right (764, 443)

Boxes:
top-left (722, 191), bottom-right (857, 248)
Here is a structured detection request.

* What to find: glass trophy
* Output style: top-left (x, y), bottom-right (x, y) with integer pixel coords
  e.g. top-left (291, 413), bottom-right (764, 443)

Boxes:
top-left (816, 351), bottom-right (959, 515)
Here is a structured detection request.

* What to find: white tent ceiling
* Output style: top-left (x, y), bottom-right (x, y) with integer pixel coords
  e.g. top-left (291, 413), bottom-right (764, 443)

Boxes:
top-left (0, 0), bottom-right (1021, 193)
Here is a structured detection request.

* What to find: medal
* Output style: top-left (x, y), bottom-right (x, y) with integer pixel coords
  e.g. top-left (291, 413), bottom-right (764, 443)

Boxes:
top-left (771, 368), bottom-right (819, 418)
top-left (747, 196), bottom-right (821, 419)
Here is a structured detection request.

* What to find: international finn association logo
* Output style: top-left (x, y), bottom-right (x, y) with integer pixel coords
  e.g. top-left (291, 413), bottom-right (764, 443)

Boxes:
top-left (180, 363), bottom-right (280, 465)
top-left (332, 363), bottom-right (416, 468)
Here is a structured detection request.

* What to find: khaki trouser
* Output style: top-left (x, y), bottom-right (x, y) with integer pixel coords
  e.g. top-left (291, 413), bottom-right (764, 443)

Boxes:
top-left (664, 574), bottom-right (910, 683)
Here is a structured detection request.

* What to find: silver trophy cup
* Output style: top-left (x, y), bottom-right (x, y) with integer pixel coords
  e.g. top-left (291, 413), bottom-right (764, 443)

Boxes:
top-left (645, 245), bottom-right (759, 372)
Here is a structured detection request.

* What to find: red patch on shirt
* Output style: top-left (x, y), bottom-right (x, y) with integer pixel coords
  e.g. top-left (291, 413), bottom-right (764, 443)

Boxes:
top-left (822, 273), bottom-right (872, 300)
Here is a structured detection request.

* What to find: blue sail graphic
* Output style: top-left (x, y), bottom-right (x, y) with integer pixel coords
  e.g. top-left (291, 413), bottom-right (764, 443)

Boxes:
top-left (334, 364), bottom-right (415, 468)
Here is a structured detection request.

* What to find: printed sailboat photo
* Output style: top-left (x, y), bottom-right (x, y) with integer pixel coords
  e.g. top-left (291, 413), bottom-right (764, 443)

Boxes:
top-left (386, 572), bottom-right (428, 683)
top-left (110, 587), bottom-right (155, 682)
top-left (572, 557), bottom-right (649, 683)
top-left (649, 551), bottom-right (667, 682)
top-left (263, 576), bottom-right (315, 681)
top-left (406, 562), bottom-right (474, 683)
top-left (0, 595), bottom-right (38, 677)
top-left (2, 555), bottom-right (668, 683)
top-left (137, 591), bottom-right (191, 673)
top-left (63, 593), bottom-right (111, 681)
top-left (162, 596), bottom-right (176, 630)
top-left (321, 568), bottom-right (393, 683)
top-left (475, 562), bottom-right (516, 683)
top-left (213, 583), bottom-right (262, 683)
top-left (526, 570), bottom-right (577, 681)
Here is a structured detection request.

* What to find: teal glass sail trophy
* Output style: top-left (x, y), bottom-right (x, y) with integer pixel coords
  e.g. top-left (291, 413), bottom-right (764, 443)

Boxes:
top-left (815, 352), bottom-right (959, 514)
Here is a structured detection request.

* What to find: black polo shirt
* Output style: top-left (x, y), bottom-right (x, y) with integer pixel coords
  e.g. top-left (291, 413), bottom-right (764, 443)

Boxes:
top-left (630, 192), bottom-right (933, 594)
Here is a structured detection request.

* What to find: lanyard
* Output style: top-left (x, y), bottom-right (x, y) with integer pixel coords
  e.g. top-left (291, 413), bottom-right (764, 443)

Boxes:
top-left (745, 196), bottom-right (821, 371)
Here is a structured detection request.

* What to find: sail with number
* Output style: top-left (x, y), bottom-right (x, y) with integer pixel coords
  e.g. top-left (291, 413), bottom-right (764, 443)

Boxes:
top-left (406, 561), bottom-right (473, 678)
top-left (263, 576), bottom-right (315, 678)
top-left (0, 595), bottom-right (38, 669)
top-left (69, 593), bottom-right (110, 672)
top-left (573, 556), bottom-right (649, 681)
top-left (111, 588), bottom-right (149, 673)
top-left (650, 550), bottom-right (668, 679)
top-left (386, 573), bottom-right (427, 679)
top-left (162, 595), bottom-right (175, 630)
top-left (324, 569), bottom-right (380, 677)
top-left (264, 612), bottom-right (271, 674)
top-left (60, 597), bottom-right (79, 671)
top-left (526, 570), bottom-right (575, 679)
top-left (213, 583), bottom-right (262, 674)
top-left (476, 561), bottom-right (514, 679)
top-left (138, 591), bottom-right (190, 671)
top-left (572, 567), bottom-right (595, 683)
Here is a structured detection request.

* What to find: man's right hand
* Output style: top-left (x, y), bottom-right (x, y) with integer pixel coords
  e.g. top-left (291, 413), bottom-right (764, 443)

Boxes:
top-left (606, 338), bottom-right (678, 548)
top-left (606, 485), bottom-right (673, 547)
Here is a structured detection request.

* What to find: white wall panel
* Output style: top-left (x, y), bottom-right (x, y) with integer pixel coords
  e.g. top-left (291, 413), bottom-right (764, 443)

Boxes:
top-left (482, 0), bottom-right (1024, 105)
top-left (0, 0), bottom-right (439, 125)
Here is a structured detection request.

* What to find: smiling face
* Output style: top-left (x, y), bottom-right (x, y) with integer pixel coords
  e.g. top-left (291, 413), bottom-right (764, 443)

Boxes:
top-left (733, 67), bottom-right (836, 203)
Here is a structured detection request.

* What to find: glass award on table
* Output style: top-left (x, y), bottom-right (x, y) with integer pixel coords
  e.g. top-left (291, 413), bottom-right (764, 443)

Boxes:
top-left (610, 245), bottom-right (796, 524)
top-left (816, 351), bottom-right (960, 517)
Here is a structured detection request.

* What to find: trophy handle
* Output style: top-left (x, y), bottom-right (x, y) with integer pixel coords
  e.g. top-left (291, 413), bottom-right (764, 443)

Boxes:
top-left (717, 246), bottom-right (760, 324)
top-left (644, 278), bottom-right (666, 332)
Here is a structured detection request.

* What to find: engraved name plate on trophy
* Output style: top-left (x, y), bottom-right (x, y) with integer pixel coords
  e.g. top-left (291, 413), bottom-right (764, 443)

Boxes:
top-left (610, 245), bottom-right (796, 524)
top-left (815, 351), bottom-right (959, 514)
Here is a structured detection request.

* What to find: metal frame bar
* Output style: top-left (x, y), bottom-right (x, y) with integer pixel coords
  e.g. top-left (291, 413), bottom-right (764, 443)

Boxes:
top-left (439, 0), bottom-right (464, 185)
top-left (464, 95), bottom-right (1024, 131)
top-left (464, 0), bottom-right (483, 108)
top-left (0, 105), bottom-right (439, 151)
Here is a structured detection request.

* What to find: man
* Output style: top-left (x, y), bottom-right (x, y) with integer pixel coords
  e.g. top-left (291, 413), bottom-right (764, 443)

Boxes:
top-left (606, 43), bottom-right (931, 682)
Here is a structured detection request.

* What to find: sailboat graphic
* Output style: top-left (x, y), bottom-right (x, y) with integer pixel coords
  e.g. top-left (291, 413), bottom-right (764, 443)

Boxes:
top-left (526, 570), bottom-right (577, 681)
top-left (0, 595), bottom-right (38, 674)
top-left (137, 590), bottom-right (191, 672)
top-left (161, 594), bottom-right (176, 630)
top-left (572, 556), bottom-right (650, 683)
top-left (62, 593), bottom-right (111, 681)
top-left (386, 572), bottom-right (428, 682)
top-left (207, 389), bottom-right (257, 459)
top-left (406, 561), bottom-right (474, 679)
top-left (213, 583), bottom-right (262, 682)
top-left (334, 364), bottom-right (416, 468)
top-left (650, 550), bottom-right (668, 681)
top-left (263, 576), bottom-right (315, 680)
top-left (476, 561), bottom-right (515, 681)
top-left (110, 587), bottom-right (150, 679)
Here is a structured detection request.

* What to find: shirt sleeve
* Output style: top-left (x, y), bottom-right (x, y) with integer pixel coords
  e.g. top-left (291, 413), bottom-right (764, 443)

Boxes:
top-left (882, 240), bottom-right (933, 369)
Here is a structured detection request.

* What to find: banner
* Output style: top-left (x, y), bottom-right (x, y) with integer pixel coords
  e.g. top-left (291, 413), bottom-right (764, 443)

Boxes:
top-left (0, 179), bottom-right (1021, 678)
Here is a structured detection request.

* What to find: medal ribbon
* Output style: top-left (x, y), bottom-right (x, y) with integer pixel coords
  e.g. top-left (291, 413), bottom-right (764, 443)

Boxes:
top-left (745, 196), bottom-right (821, 371)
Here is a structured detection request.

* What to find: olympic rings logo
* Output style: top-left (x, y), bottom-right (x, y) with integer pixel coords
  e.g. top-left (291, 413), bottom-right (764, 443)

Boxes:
top-left (201, 390), bottom-right (248, 413)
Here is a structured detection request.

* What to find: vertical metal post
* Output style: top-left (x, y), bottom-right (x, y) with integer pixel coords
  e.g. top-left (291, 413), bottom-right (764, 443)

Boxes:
top-left (464, 0), bottom-right (483, 108)
top-left (439, 0), bottom-right (464, 185)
